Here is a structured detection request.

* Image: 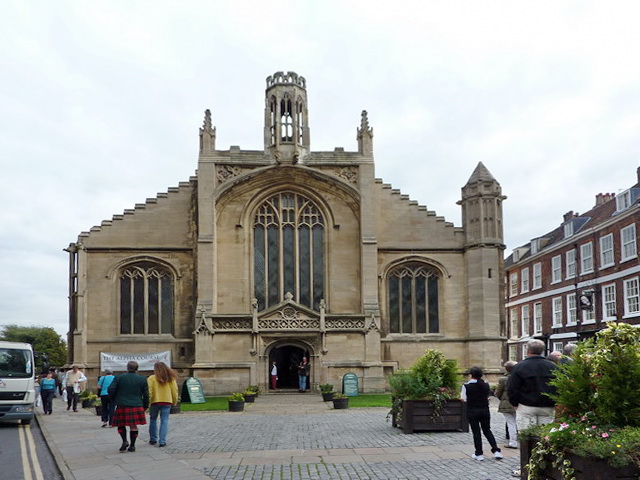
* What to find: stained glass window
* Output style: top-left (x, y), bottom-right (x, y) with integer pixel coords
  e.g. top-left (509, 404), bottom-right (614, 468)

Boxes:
top-left (120, 263), bottom-right (173, 335)
top-left (388, 263), bottom-right (439, 334)
top-left (254, 192), bottom-right (324, 310)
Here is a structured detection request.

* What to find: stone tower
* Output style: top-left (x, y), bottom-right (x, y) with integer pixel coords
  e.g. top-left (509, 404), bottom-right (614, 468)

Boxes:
top-left (459, 162), bottom-right (506, 368)
top-left (263, 71), bottom-right (310, 164)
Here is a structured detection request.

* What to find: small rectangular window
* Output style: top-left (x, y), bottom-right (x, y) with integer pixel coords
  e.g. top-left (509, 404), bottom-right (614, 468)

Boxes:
top-left (551, 255), bottom-right (562, 283)
top-left (621, 224), bottom-right (637, 262)
top-left (520, 267), bottom-right (530, 293)
top-left (533, 302), bottom-right (542, 334)
top-left (624, 277), bottom-right (640, 317)
top-left (566, 250), bottom-right (577, 279)
top-left (532, 263), bottom-right (542, 289)
top-left (603, 284), bottom-right (617, 320)
top-left (580, 242), bottom-right (594, 274)
top-left (521, 304), bottom-right (530, 337)
top-left (600, 234), bottom-right (614, 268)
top-left (552, 297), bottom-right (563, 327)
top-left (566, 294), bottom-right (577, 325)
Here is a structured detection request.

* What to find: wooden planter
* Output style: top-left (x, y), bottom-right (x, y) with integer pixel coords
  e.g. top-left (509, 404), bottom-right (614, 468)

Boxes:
top-left (243, 394), bottom-right (256, 403)
top-left (519, 437), bottom-right (640, 480)
top-left (228, 400), bottom-right (245, 412)
top-left (392, 399), bottom-right (468, 434)
top-left (321, 392), bottom-right (335, 402)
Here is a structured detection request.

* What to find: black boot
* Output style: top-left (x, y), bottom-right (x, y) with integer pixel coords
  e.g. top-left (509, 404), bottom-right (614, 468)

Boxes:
top-left (118, 427), bottom-right (129, 452)
top-left (128, 430), bottom-right (138, 452)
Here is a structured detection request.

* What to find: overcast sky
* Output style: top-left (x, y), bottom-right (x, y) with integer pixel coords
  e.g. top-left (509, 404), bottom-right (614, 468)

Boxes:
top-left (1, 1), bottom-right (639, 338)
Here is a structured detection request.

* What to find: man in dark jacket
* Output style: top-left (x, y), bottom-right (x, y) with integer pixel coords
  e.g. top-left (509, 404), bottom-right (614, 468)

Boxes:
top-left (108, 361), bottom-right (149, 452)
top-left (507, 339), bottom-right (557, 431)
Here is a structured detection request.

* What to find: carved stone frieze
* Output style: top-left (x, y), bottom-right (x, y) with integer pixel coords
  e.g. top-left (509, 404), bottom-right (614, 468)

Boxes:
top-left (337, 167), bottom-right (358, 184)
top-left (216, 165), bottom-right (242, 183)
top-left (325, 318), bottom-right (366, 330)
top-left (210, 318), bottom-right (252, 330)
top-left (259, 318), bottom-right (321, 330)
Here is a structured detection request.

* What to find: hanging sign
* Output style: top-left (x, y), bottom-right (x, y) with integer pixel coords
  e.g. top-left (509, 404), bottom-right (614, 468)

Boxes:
top-left (100, 351), bottom-right (172, 372)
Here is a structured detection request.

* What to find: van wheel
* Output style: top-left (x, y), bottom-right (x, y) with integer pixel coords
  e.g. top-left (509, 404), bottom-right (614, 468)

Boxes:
top-left (21, 418), bottom-right (32, 425)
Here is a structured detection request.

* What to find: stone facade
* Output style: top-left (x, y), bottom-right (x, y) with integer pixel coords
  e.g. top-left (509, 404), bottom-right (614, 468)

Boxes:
top-left (66, 72), bottom-right (507, 394)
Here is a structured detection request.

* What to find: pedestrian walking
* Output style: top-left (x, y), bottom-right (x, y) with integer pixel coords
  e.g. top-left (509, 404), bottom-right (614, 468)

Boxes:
top-left (64, 365), bottom-right (87, 412)
top-left (147, 362), bottom-right (178, 447)
top-left (460, 366), bottom-right (503, 461)
top-left (495, 360), bottom-right (518, 448)
top-left (508, 339), bottom-right (557, 477)
top-left (97, 369), bottom-right (116, 427)
top-left (108, 361), bottom-right (149, 452)
top-left (40, 371), bottom-right (56, 414)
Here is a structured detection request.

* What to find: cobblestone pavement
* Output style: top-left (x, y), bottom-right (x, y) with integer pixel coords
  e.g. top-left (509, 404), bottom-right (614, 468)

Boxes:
top-left (38, 394), bottom-right (522, 480)
top-left (158, 396), bottom-right (521, 480)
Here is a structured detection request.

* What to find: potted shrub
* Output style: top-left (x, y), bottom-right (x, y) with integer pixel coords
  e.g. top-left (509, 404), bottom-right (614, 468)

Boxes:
top-left (319, 384), bottom-right (335, 402)
top-left (519, 323), bottom-right (640, 479)
top-left (227, 392), bottom-right (245, 412)
top-left (94, 397), bottom-right (102, 416)
top-left (388, 349), bottom-right (466, 434)
top-left (332, 393), bottom-right (349, 409)
top-left (80, 391), bottom-right (99, 408)
top-left (243, 389), bottom-right (257, 403)
top-left (246, 385), bottom-right (260, 397)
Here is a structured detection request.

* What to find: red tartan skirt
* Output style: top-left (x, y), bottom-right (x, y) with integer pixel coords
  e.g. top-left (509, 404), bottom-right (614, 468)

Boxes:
top-left (111, 406), bottom-right (146, 426)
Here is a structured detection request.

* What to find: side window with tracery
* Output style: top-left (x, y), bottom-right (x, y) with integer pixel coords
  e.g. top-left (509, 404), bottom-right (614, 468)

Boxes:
top-left (388, 263), bottom-right (439, 334)
top-left (254, 192), bottom-right (325, 311)
top-left (120, 262), bottom-right (174, 335)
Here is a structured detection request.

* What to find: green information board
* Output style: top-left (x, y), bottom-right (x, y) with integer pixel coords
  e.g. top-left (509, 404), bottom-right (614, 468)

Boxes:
top-left (342, 372), bottom-right (359, 397)
top-left (181, 377), bottom-right (205, 404)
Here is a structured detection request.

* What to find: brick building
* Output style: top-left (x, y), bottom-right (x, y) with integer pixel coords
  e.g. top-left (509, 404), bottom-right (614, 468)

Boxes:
top-left (505, 167), bottom-right (640, 359)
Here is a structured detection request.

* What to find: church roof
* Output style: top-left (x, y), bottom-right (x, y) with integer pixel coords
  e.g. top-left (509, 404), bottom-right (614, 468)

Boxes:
top-left (466, 161), bottom-right (496, 185)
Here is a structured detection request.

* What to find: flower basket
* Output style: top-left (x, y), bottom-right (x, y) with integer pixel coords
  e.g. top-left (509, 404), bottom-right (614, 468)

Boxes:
top-left (228, 400), bottom-right (245, 412)
top-left (322, 391), bottom-right (335, 402)
top-left (332, 395), bottom-right (349, 409)
top-left (521, 324), bottom-right (640, 479)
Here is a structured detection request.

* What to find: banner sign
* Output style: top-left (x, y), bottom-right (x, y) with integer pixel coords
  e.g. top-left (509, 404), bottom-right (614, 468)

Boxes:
top-left (100, 351), bottom-right (172, 372)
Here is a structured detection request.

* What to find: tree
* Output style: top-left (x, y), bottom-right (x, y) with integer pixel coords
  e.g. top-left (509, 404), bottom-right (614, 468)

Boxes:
top-left (0, 324), bottom-right (67, 368)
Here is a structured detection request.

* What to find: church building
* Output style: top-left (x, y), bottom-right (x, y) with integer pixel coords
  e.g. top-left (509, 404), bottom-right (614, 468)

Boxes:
top-left (66, 72), bottom-right (507, 393)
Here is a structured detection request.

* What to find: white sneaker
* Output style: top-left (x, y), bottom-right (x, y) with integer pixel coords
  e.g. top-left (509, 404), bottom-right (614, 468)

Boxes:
top-left (471, 454), bottom-right (484, 461)
top-left (494, 451), bottom-right (504, 460)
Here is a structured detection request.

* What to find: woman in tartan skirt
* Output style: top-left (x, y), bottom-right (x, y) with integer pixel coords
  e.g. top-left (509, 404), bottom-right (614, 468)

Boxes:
top-left (108, 361), bottom-right (149, 452)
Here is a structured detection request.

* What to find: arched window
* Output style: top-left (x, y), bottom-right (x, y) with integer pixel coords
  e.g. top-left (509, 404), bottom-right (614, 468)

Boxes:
top-left (254, 192), bottom-right (324, 311)
top-left (120, 262), bottom-right (174, 334)
top-left (388, 263), bottom-right (439, 334)
top-left (280, 98), bottom-right (293, 142)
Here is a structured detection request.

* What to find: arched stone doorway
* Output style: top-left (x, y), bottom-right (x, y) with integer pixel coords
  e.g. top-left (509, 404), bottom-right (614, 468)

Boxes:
top-left (268, 344), bottom-right (311, 390)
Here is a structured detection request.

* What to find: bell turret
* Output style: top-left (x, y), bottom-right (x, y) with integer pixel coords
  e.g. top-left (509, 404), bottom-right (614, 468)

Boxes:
top-left (264, 71), bottom-right (310, 164)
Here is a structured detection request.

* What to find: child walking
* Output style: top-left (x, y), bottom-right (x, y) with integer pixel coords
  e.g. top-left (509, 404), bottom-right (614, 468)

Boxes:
top-left (461, 366), bottom-right (503, 461)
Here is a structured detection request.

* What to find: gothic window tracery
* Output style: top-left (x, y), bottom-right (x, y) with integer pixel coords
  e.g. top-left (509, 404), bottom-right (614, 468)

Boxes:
top-left (280, 97), bottom-right (293, 142)
top-left (119, 262), bottom-right (174, 335)
top-left (254, 192), bottom-right (325, 311)
top-left (387, 263), bottom-right (439, 334)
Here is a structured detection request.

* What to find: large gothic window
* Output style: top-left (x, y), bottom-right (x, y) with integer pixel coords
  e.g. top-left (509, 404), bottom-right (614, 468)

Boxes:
top-left (388, 263), bottom-right (439, 334)
top-left (120, 262), bottom-right (174, 335)
top-left (254, 192), bottom-right (325, 311)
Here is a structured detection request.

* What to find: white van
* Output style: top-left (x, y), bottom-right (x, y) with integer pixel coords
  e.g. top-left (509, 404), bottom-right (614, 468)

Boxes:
top-left (0, 341), bottom-right (36, 424)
